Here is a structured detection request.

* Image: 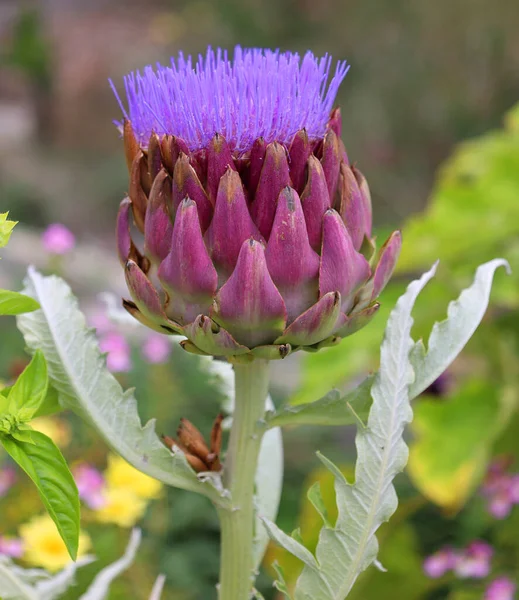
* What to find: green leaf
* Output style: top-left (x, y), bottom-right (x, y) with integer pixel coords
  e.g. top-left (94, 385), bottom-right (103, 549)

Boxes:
top-left (0, 290), bottom-right (40, 315)
top-left (265, 263), bottom-right (438, 600)
top-left (265, 378), bottom-right (373, 429)
top-left (0, 391), bottom-right (8, 414)
top-left (0, 430), bottom-right (80, 560)
top-left (0, 212), bottom-right (17, 249)
top-left (408, 380), bottom-right (503, 511)
top-left (16, 268), bottom-right (229, 507)
top-left (7, 349), bottom-right (48, 421)
top-left (409, 258), bottom-right (510, 398)
top-left (34, 384), bottom-right (62, 418)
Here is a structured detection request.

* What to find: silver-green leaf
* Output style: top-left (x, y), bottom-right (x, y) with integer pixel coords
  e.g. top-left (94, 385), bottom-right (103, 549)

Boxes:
top-left (16, 268), bottom-right (229, 507)
top-left (265, 262), bottom-right (438, 600)
top-left (408, 258), bottom-right (510, 398)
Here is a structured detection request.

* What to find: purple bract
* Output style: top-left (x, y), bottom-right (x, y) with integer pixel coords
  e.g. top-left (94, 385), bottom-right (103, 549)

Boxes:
top-left (112, 47), bottom-right (401, 360)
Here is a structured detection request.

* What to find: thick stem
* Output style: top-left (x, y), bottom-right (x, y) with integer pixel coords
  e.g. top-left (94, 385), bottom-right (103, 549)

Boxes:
top-left (218, 359), bottom-right (270, 600)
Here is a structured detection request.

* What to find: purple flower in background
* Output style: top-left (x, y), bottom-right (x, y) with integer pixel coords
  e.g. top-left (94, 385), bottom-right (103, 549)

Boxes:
top-left (454, 541), bottom-right (493, 579)
top-left (485, 577), bottom-right (516, 600)
top-left (99, 332), bottom-right (132, 372)
top-left (0, 466), bottom-right (16, 497)
top-left (73, 464), bottom-right (106, 509)
top-left (0, 536), bottom-right (24, 558)
top-left (423, 547), bottom-right (458, 578)
top-left (112, 47), bottom-right (402, 359)
top-left (42, 224), bottom-right (76, 255)
top-left (482, 458), bottom-right (519, 519)
top-left (142, 334), bottom-right (172, 364)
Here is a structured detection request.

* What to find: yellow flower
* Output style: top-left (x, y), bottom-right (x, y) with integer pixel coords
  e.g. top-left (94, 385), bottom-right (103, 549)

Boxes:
top-left (31, 417), bottom-right (71, 449)
top-left (19, 514), bottom-right (91, 572)
top-left (94, 487), bottom-right (147, 527)
top-left (104, 454), bottom-right (162, 500)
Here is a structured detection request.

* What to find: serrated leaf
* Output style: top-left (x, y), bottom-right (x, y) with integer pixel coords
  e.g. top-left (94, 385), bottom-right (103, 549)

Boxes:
top-left (16, 268), bottom-right (229, 507)
top-left (0, 556), bottom-right (39, 600)
top-left (0, 290), bottom-right (40, 315)
top-left (265, 379), bottom-right (373, 429)
top-left (409, 258), bottom-right (510, 398)
top-left (307, 482), bottom-right (331, 528)
top-left (0, 212), bottom-right (17, 249)
top-left (35, 557), bottom-right (95, 600)
top-left (265, 263), bottom-right (438, 600)
top-left (7, 349), bottom-right (48, 420)
top-left (0, 555), bottom-right (93, 600)
top-left (79, 529), bottom-right (141, 600)
top-left (0, 430), bottom-right (80, 560)
top-left (261, 518), bottom-right (318, 570)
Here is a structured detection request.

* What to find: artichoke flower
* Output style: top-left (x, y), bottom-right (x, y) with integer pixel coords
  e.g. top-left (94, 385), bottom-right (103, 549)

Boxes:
top-left (112, 47), bottom-right (401, 361)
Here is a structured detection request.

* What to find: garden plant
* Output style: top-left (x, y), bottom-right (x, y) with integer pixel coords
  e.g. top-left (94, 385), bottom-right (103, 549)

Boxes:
top-left (0, 46), bottom-right (513, 600)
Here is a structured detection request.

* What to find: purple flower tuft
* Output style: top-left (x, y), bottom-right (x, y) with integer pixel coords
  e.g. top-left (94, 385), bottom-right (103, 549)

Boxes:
top-left (110, 46), bottom-right (348, 153)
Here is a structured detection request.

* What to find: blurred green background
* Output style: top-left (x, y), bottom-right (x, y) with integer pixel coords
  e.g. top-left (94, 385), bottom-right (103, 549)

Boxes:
top-left (1, 0), bottom-right (519, 598)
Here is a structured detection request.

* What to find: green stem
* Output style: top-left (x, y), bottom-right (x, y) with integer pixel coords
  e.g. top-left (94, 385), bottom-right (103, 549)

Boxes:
top-left (218, 359), bottom-right (270, 600)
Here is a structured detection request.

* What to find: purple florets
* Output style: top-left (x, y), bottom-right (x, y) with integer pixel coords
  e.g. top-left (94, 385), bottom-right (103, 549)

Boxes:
top-left (110, 46), bottom-right (348, 153)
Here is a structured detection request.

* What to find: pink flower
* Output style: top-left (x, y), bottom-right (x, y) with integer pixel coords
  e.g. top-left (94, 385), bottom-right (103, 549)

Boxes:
top-left (485, 577), bottom-right (516, 600)
top-left (0, 536), bottom-right (24, 558)
top-left (0, 466), bottom-right (16, 497)
top-left (423, 547), bottom-right (458, 578)
top-left (482, 459), bottom-right (519, 519)
top-left (454, 541), bottom-right (493, 579)
top-left (142, 334), bottom-right (172, 364)
top-left (99, 332), bottom-right (132, 372)
top-left (42, 224), bottom-right (75, 255)
top-left (88, 311), bottom-right (113, 336)
top-left (73, 464), bottom-right (106, 510)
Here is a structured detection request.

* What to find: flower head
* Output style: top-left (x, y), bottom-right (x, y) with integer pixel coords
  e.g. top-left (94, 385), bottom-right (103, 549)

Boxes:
top-left (423, 547), bottom-right (458, 578)
top-left (42, 224), bottom-right (75, 255)
top-left (19, 514), bottom-right (91, 572)
top-left (104, 454), bottom-right (162, 500)
top-left (111, 47), bottom-right (348, 153)
top-left (454, 541), bottom-right (493, 579)
top-left (482, 458), bottom-right (519, 519)
top-left (112, 46), bottom-right (401, 359)
top-left (485, 577), bottom-right (516, 600)
top-left (93, 487), bottom-right (147, 528)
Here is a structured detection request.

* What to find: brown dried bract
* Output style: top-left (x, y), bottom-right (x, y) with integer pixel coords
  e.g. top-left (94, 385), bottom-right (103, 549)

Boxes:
top-left (162, 413), bottom-right (224, 473)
